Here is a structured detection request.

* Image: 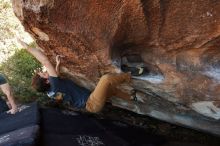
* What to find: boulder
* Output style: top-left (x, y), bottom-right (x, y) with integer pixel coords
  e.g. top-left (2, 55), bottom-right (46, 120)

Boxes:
top-left (12, 0), bottom-right (220, 135)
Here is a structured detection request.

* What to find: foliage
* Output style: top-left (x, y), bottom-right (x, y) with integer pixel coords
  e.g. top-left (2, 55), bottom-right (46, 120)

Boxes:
top-left (0, 49), bottom-right (44, 103)
top-left (0, 0), bottom-right (49, 104)
top-left (0, 0), bottom-right (51, 104)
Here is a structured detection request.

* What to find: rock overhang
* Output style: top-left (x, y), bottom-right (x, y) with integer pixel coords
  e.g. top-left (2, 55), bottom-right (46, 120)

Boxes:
top-left (12, 0), bottom-right (220, 135)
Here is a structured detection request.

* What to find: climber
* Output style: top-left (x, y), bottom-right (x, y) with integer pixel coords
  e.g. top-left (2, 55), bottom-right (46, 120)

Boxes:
top-left (18, 39), bottom-right (141, 113)
top-left (0, 74), bottom-right (18, 114)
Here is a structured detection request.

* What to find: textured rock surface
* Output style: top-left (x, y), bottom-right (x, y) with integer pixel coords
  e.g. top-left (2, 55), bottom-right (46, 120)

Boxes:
top-left (12, 0), bottom-right (220, 135)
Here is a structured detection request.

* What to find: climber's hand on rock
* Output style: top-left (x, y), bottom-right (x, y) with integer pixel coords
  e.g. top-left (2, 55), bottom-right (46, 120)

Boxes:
top-left (56, 55), bottom-right (64, 65)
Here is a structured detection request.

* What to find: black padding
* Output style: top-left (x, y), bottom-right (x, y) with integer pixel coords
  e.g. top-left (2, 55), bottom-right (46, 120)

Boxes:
top-left (0, 98), bottom-right (9, 113)
top-left (43, 133), bottom-right (128, 146)
top-left (97, 119), bottom-right (166, 146)
top-left (0, 103), bottom-right (167, 146)
top-left (40, 108), bottom-right (128, 146)
top-left (0, 102), bottom-right (40, 135)
top-left (0, 125), bottom-right (39, 146)
top-left (40, 108), bottom-right (104, 135)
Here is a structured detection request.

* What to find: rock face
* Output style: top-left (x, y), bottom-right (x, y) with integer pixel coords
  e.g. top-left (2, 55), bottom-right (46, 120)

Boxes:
top-left (12, 0), bottom-right (220, 135)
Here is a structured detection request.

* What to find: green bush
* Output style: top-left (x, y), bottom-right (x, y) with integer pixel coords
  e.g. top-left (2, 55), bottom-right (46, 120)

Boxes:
top-left (0, 49), bottom-right (44, 103)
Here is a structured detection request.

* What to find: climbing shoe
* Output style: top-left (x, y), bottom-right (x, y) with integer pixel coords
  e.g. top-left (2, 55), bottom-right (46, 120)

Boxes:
top-left (121, 65), bottom-right (145, 76)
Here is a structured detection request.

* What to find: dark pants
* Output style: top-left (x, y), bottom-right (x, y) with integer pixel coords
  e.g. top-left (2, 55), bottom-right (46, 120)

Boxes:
top-left (0, 97), bottom-right (9, 113)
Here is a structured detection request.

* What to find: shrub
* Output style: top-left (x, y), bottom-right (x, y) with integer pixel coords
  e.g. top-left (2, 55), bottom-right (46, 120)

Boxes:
top-left (0, 49), bottom-right (44, 103)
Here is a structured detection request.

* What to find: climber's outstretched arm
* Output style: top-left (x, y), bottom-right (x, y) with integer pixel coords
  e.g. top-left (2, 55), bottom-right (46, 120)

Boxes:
top-left (18, 39), bottom-right (57, 77)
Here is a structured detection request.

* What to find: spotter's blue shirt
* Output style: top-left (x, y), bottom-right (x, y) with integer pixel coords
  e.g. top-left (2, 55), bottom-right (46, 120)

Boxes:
top-left (47, 76), bottom-right (91, 109)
